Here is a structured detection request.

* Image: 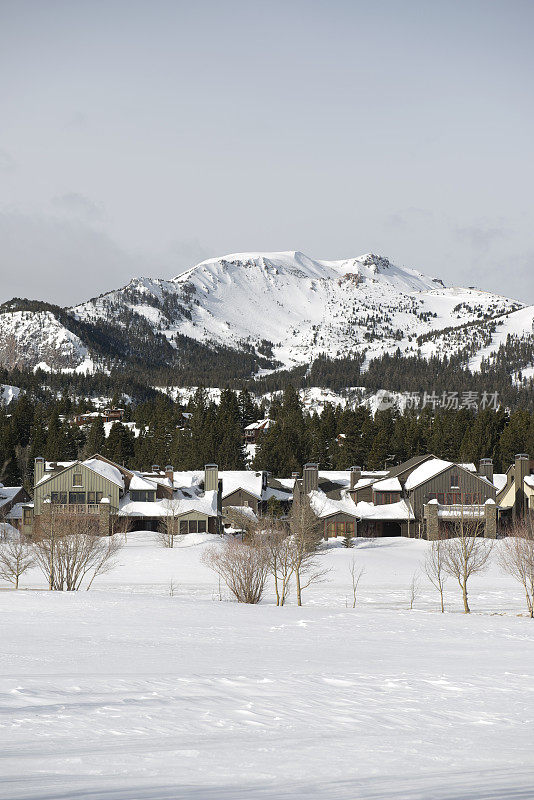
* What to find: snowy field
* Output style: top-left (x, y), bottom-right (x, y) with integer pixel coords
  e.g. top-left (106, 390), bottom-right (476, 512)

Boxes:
top-left (1, 533), bottom-right (533, 800)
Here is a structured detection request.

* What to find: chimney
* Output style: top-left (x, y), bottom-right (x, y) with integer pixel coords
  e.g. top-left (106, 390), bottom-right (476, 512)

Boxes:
top-left (34, 457), bottom-right (45, 486)
top-left (165, 465), bottom-right (174, 484)
top-left (151, 464), bottom-right (160, 473)
top-left (350, 465), bottom-right (362, 490)
top-left (514, 454), bottom-right (530, 517)
top-left (291, 471), bottom-right (300, 479)
top-left (479, 458), bottom-right (493, 483)
top-left (204, 463), bottom-right (219, 493)
top-left (303, 463), bottom-right (319, 494)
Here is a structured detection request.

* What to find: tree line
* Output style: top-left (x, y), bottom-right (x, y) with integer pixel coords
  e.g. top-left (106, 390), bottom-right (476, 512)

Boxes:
top-left (1, 384), bottom-right (534, 489)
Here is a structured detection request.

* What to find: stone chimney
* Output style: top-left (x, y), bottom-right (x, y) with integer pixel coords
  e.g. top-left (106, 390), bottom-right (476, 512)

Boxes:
top-left (34, 457), bottom-right (45, 486)
top-left (303, 463), bottom-right (319, 494)
top-left (204, 463), bottom-right (219, 493)
top-left (479, 458), bottom-right (494, 483)
top-left (350, 466), bottom-right (362, 490)
top-left (514, 454), bottom-right (530, 518)
top-left (165, 465), bottom-right (174, 484)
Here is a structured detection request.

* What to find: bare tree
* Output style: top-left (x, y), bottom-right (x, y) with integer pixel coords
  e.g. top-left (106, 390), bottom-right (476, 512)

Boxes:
top-left (499, 521), bottom-right (534, 618)
top-left (408, 571), bottom-right (421, 610)
top-left (348, 557), bottom-right (365, 608)
top-left (0, 533), bottom-right (35, 588)
top-left (34, 511), bottom-right (123, 591)
top-left (265, 524), bottom-right (294, 606)
top-left (110, 511), bottom-right (133, 543)
top-left (424, 537), bottom-right (448, 613)
top-left (202, 532), bottom-right (270, 604)
top-left (442, 515), bottom-right (492, 613)
top-left (287, 496), bottom-right (329, 606)
top-left (157, 499), bottom-right (183, 548)
top-left (223, 506), bottom-right (258, 539)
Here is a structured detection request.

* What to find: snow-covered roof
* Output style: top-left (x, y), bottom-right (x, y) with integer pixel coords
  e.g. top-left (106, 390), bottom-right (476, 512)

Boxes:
top-left (173, 470), bottom-right (204, 489)
top-left (372, 477), bottom-right (402, 492)
top-left (493, 474), bottom-right (508, 492)
top-left (263, 486), bottom-right (292, 502)
top-left (458, 463), bottom-right (476, 472)
top-left (6, 502), bottom-right (24, 520)
top-left (82, 458), bottom-right (125, 489)
top-left (220, 471), bottom-right (264, 500)
top-left (130, 474), bottom-right (158, 491)
top-left (405, 459), bottom-right (452, 490)
top-left (0, 486), bottom-right (23, 509)
top-left (223, 505), bottom-right (258, 522)
top-left (355, 499), bottom-right (415, 521)
top-left (119, 489), bottom-right (218, 518)
top-left (352, 478), bottom-right (376, 490)
top-left (525, 475), bottom-right (534, 490)
top-left (244, 418), bottom-right (271, 431)
top-left (309, 489), bottom-right (359, 519)
top-left (318, 471), bottom-right (352, 487)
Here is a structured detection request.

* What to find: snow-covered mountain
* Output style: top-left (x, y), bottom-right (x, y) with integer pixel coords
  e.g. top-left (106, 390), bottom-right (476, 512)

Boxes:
top-left (0, 251), bottom-right (532, 377)
top-left (72, 250), bottom-right (527, 370)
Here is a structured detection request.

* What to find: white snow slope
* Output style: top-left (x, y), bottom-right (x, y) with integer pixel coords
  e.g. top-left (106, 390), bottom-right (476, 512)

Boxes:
top-left (1, 533), bottom-right (533, 800)
top-left (72, 251), bottom-right (530, 371)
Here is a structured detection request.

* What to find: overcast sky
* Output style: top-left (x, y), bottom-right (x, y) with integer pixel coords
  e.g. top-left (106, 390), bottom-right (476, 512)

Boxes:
top-left (1, 0), bottom-right (533, 306)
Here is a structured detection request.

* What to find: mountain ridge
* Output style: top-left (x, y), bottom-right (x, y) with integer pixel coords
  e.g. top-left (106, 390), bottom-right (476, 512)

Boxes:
top-left (0, 251), bottom-right (532, 383)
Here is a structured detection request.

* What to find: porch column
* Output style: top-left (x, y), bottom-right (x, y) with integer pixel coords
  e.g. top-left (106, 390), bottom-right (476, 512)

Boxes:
top-left (423, 500), bottom-right (439, 541)
top-left (484, 499), bottom-right (497, 539)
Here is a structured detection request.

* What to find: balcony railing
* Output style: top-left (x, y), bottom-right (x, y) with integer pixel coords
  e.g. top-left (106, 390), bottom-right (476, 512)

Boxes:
top-left (437, 504), bottom-right (486, 518)
top-left (46, 504), bottom-right (117, 515)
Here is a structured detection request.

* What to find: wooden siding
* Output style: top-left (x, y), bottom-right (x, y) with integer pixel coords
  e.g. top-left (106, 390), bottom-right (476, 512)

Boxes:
top-left (222, 489), bottom-right (260, 514)
top-left (409, 464), bottom-right (496, 520)
top-left (34, 463), bottom-right (120, 516)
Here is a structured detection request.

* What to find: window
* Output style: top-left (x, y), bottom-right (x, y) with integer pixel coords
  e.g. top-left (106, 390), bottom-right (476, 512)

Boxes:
top-left (130, 490), bottom-right (156, 503)
top-left (23, 509), bottom-right (32, 525)
top-left (450, 474), bottom-right (459, 487)
top-left (51, 492), bottom-right (59, 504)
top-left (464, 493), bottom-right (471, 504)
top-left (87, 492), bottom-right (95, 504)
top-left (180, 521), bottom-right (188, 535)
top-left (188, 520), bottom-right (198, 534)
top-left (73, 473), bottom-right (83, 487)
top-left (437, 493), bottom-right (445, 504)
top-left (69, 491), bottom-right (86, 505)
top-left (326, 521), bottom-right (336, 537)
top-left (96, 492), bottom-right (103, 503)
top-left (197, 520), bottom-right (207, 533)
top-left (243, 500), bottom-right (249, 507)
top-left (344, 521), bottom-right (354, 536)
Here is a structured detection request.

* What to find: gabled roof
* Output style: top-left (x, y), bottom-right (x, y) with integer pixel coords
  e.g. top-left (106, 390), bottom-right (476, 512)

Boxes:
top-left (0, 486), bottom-right (24, 509)
top-left (372, 476), bottom-right (402, 492)
top-left (404, 459), bottom-right (455, 490)
top-left (387, 454), bottom-right (435, 480)
top-left (309, 489), bottom-right (360, 519)
top-left (36, 458), bottom-right (124, 490)
top-left (220, 471), bottom-right (264, 500)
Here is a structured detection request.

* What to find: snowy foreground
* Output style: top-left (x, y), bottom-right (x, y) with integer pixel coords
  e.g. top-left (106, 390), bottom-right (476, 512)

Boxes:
top-left (1, 534), bottom-right (533, 800)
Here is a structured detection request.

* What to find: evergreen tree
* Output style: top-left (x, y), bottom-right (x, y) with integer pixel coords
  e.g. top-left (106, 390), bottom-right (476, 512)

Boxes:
top-left (103, 422), bottom-right (136, 465)
top-left (84, 416), bottom-right (106, 457)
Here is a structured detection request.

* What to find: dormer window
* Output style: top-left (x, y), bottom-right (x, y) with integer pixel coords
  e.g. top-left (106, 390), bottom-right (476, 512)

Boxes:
top-left (130, 490), bottom-right (156, 503)
top-left (73, 473), bottom-right (83, 487)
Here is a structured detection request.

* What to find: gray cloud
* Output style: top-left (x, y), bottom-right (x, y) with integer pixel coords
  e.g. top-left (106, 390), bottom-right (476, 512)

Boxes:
top-left (0, 210), bottom-right (144, 306)
top-left (50, 192), bottom-right (106, 223)
top-left (455, 223), bottom-right (509, 253)
top-left (0, 148), bottom-right (16, 174)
